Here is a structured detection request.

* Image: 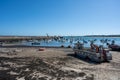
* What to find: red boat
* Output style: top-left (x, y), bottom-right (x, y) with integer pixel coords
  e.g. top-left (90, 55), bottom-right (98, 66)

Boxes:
top-left (107, 43), bottom-right (120, 51)
top-left (109, 44), bottom-right (120, 51)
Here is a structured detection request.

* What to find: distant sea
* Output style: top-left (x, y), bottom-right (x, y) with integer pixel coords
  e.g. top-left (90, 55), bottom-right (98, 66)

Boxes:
top-left (22, 36), bottom-right (120, 48)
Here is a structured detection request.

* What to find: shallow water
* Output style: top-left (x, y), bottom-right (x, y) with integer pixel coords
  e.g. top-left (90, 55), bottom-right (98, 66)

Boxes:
top-left (22, 36), bottom-right (120, 48)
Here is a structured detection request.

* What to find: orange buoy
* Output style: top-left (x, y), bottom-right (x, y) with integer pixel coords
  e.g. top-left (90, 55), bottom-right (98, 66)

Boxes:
top-left (39, 48), bottom-right (45, 51)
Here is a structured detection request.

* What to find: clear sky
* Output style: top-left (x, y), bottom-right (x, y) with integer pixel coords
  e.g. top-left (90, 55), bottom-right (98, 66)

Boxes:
top-left (0, 0), bottom-right (120, 36)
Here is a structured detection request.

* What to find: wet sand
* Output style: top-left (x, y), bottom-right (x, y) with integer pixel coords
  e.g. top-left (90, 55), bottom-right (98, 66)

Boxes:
top-left (0, 47), bottom-right (120, 80)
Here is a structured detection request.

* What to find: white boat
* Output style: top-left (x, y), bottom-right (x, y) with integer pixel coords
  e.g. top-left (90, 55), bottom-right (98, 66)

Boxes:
top-left (73, 42), bottom-right (112, 63)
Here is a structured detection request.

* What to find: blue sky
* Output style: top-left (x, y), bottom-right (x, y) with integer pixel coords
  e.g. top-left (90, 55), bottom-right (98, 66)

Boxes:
top-left (0, 0), bottom-right (120, 36)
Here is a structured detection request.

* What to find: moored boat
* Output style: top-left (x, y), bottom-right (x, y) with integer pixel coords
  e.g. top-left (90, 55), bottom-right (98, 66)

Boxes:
top-left (31, 42), bottom-right (40, 45)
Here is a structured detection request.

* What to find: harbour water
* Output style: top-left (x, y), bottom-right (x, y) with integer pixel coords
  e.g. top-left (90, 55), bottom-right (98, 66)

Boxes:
top-left (22, 36), bottom-right (120, 48)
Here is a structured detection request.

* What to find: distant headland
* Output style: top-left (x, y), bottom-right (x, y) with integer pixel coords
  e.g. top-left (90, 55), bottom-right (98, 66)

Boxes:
top-left (84, 35), bottom-right (120, 37)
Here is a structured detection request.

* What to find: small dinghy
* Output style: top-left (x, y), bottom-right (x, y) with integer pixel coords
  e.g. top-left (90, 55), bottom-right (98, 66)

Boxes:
top-left (31, 42), bottom-right (40, 45)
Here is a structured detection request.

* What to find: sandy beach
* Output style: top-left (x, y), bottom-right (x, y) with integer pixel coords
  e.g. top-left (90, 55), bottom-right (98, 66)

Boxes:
top-left (0, 47), bottom-right (120, 80)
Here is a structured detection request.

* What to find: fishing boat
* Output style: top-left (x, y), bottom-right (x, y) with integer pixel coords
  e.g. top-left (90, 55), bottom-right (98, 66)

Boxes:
top-left (107, 40), bottom-right (120, 51)
top-left (73, 42), bottom-right (112, 63)
top-left (107, 43), bottom-right (120, 51)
